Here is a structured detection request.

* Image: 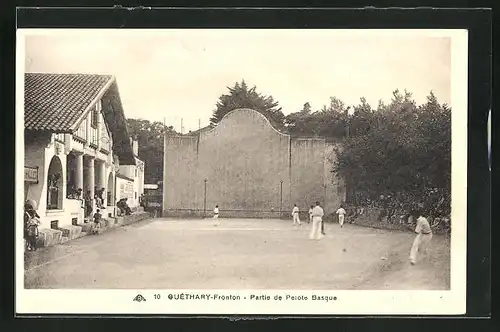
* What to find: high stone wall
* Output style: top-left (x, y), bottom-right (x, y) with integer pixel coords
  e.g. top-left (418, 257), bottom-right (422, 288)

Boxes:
top-left (163, 108), bottom-right (345, 218)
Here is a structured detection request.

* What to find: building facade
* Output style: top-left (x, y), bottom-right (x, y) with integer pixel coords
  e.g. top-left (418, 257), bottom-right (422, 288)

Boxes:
top-left (163, 108), bottom-right (346, 218)
top-left (116, 138), bottom-right (145, 208)
top-left (24, 73), bottom-right (136, 230)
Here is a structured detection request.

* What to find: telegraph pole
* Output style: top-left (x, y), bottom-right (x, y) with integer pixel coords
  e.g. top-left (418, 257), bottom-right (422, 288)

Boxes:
top-left (204, 178), bottom-right (208, 218)
top-left (280, 180), bottom-right (283, 219)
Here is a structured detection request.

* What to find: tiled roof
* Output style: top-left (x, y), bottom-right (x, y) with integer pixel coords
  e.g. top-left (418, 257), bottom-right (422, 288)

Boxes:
top-left (184, 125), bottom-right (213, 136)
top-left (24, 73), bottom-right (113, 132)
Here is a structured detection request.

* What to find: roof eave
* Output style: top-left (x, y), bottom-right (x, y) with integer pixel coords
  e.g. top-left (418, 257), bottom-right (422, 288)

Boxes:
top-left (101, 81), bottom-right (136, 165)
top-left (24, 128), bottom-right (74, 134)
top-left (69, 76), bottom-right (116, 133)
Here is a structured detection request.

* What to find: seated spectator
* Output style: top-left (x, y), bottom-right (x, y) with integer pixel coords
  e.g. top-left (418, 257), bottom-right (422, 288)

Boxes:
top-left (123, 198), bottom-right (132, 215)
top-left (117, 199), bottom-right (132, 216)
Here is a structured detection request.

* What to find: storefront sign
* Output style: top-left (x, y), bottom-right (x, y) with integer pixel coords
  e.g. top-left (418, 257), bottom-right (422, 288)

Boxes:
top-left (24, 166), bottom-right (38, 183)
top-left (118, 178), bottom-right (134, 201)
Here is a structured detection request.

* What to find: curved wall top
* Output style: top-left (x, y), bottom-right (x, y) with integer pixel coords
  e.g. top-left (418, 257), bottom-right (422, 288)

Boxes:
top-left (204, 108), bottom-right (290, 138)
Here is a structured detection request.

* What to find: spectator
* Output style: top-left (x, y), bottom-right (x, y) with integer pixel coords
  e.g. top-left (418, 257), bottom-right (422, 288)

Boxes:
top-left (117, 198), bottom-right (132, 216)
top-left (92, 209), bottom-right (102, 235)
top-left (24, 201), bottom-right (40, 251)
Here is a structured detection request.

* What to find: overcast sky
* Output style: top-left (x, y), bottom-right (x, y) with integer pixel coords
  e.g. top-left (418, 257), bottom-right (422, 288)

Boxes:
top-left (23, 30), bottom-right (451, 133)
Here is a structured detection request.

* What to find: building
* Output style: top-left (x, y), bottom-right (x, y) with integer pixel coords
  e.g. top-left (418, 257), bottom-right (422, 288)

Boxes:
top-left (116, 137), bottom-right (145, 209)
top-left (23, 73), bottom-right (136, 230)
top-left (163, 108), bottom-right (346, 219)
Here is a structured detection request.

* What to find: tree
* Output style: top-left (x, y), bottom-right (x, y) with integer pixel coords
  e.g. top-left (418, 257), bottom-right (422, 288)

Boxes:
top-left (210, 80), bottom-right (286, 131)
top-left (333, 90), bottom-right (451, 202)
top-left (284, 97), bottom-right (349, 138)
top-left (126, 119), bottom-right (177, 184)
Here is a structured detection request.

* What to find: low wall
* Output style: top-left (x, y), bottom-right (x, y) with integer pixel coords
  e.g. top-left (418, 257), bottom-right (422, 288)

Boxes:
top-left (340, 206), bottom-right (450, 235)
top-left (32, 211), bottom-right (151, 250)
top-left (164, 209), bottom-right (287, 219)
top-left (37, 228), bottom-right (63, 248)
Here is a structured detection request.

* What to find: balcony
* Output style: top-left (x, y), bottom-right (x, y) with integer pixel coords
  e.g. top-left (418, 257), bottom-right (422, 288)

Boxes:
top-left (89, 127), bottom-right (99, 149)
top-left (74, 121), bottom-right (87, 143)
top-left (55, 133), bottom-right (65, 143)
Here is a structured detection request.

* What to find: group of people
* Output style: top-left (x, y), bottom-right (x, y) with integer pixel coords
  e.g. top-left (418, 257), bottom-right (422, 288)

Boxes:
top-left (350, 190), bottom-right (451, 227)
top-left (117, 198), bottom-right (132, 216)
top-left (24, 200), bottom-right (40, 251)
top-left (291, 203), bottom-right (347, 240)
top-left (95, 187), bottom-right (106, 209)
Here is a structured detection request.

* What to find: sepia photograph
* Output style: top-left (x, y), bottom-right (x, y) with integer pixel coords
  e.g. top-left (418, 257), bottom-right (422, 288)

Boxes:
top-left (16, 28), bottom-right (468, 315)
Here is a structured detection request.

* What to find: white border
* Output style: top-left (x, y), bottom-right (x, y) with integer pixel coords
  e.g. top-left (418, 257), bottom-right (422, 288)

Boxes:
top-left (16, 29), bottom-right (468, 315)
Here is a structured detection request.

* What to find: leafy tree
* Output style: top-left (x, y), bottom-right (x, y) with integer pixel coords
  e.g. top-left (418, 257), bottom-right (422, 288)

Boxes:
top-left (333, 90), bottom-right (451, 203)
top-left (285, 97), bottom-right (349, 138)
top-left (126, 119), bottom-right (177, 184)
top-left (210, 80), bottom-right (286, 131)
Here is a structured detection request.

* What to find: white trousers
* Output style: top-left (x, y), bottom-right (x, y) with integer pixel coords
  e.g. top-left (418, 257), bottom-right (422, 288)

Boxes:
top-left (338, 214), bottom-right (345, 226)
top-left (293, 213), bottom-right (301, 225)
top-left (309, 218), bottom-right (323, 240)
top-left (409, 233), bottom-right (432, 264)
top-left (212, 214), bottom-right (219, 225)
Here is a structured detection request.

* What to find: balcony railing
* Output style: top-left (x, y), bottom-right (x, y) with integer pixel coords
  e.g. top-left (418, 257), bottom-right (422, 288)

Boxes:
top-left (74, 119), bottom-right (87, 142)
top-left (55, 133), bottom-right (65, 142)
top-left (90, 127), bottom-right (99, 148)
top-left (100, 139), bottom-right (111, 153)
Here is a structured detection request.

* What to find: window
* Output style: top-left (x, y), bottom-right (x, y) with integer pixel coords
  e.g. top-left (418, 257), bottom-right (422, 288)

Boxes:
top-left (50, 220), bottom-right (59, 229)
top-left (55, 133), bottom-right (65, 142)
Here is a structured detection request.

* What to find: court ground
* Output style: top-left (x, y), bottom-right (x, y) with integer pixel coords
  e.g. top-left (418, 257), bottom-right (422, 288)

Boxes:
top-left (24, 218), bottom-right (450, 290)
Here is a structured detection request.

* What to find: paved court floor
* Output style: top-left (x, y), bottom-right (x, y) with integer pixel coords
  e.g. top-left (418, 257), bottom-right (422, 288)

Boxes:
top-left (24, 218), bottom-right (450, 290)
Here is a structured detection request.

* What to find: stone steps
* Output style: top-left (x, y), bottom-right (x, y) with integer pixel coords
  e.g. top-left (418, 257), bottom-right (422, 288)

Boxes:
top-left (28, 212), bottom-right (151, 252)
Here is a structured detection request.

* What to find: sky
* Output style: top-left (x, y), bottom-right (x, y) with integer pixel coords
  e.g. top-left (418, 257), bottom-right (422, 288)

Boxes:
top-left (23, 29), bottom-right (451, 133)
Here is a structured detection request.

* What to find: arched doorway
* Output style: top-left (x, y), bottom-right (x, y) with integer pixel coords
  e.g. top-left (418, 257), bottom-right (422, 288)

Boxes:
top-left (47, 156), bottom-right (63, 210)
top-left (107, 171), bottom-right (114, 207)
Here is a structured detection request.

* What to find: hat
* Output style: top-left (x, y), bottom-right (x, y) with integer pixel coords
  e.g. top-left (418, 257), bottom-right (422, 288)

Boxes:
top-left (25, 199), bottom-right (37, 210)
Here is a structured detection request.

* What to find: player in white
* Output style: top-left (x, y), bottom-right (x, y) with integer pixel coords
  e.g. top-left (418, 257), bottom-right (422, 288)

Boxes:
top-left (292, 204), bottom-right (301, 226)
top-left (213, 205), bottom-right (220, 227)
top-left (309, 201), bottom-right (324, 240)
top-left (409, 212), bottom-right (433, 265)
top-left (336, 204), bottom-right (347, 228)
top-left (308, 205), bottom-right (314, 223)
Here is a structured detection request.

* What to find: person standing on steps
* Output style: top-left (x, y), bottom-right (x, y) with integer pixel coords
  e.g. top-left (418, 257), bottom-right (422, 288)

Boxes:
top-left (24, 201), bottom-right (40, 251)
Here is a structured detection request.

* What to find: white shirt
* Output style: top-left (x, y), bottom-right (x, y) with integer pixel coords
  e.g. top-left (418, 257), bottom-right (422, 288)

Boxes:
top-left (213, 207), bottom-right (219, 214)
top-left (311, 206), bottom-right (324, 219)
top-left (292, 206), bottom-right (299, 214)
top-left (336, 208), bottom-right (346, 215)
top-left (415, 216), bottom-right (432, 234)
top-left (309, 208), bottom-right (313, 215)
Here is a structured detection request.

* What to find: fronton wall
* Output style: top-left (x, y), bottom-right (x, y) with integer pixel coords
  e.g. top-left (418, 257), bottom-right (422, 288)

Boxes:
top-left (163, 109), bottom-right (344, 218)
